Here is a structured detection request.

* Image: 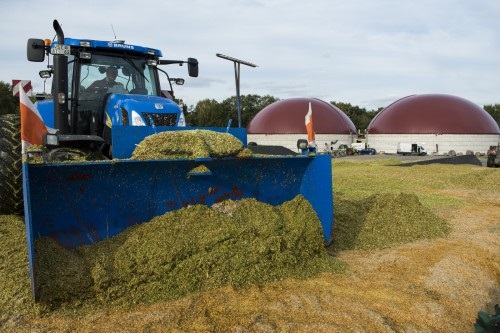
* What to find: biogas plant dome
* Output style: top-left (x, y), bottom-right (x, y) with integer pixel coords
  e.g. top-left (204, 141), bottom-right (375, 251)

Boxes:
top-left (247, 97), bottom-right (357, 153)
top-left (366, 94), bottom-right (500, 155)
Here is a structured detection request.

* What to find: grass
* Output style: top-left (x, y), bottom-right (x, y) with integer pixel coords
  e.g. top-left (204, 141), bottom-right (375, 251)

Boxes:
top-left (331, 158), bottom-right (496, 207)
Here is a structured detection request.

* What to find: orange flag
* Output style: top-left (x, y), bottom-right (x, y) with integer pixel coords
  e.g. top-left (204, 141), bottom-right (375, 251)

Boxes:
top-left (305, 102), bottom-right (315, 146)
top-left (19, 88), bottom-right (48, 153)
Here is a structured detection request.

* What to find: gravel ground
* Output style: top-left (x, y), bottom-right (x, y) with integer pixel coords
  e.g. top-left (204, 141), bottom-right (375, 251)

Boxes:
top-left (339, 153), bottom-right (489, 167)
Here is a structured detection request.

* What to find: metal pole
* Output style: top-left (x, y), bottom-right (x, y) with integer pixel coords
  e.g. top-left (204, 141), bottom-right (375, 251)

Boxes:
top-left (216, 53), bottom-right (257, 128)
top-left (234, 62), bottom-right (242, 127)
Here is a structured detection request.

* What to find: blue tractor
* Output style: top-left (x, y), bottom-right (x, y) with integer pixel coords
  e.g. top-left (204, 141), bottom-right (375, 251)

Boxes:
top-left (1, 20), bottom-right (334, 301)
top-left (27, 20), bottom-right (205, 160)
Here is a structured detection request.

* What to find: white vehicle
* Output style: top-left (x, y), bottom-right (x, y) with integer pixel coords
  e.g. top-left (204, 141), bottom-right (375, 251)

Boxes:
top-left (397, 143), bottom-right (427, 156)
top-left (351, 142), bottom-right (366, 151)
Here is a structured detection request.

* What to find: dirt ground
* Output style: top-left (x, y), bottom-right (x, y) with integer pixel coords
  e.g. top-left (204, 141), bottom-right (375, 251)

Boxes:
top-left (2, 158), bottom-right (499, 333)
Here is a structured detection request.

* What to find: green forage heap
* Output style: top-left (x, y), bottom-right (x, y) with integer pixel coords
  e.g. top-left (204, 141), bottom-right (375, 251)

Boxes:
top-left (131, 130), bottom-right (252, 160)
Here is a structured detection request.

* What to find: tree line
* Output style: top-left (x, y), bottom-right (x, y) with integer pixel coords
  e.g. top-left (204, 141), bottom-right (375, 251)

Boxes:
top-left (1, 81), bottom-right (499, 132)
top-left (182, 97), bottom-right (383, 134)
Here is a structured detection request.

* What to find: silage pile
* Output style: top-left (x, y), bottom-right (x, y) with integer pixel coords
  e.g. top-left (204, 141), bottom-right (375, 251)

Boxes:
top-left (131, 130), bottom-right (253, 160)
top-left (0, 215), bottom-right (34, 319)
top-left (332, 192), bottom-right (451, 251)
top-left (2, 192), bottom-right (450, 315)
top-left (32, 195), bottom-right (341, 309)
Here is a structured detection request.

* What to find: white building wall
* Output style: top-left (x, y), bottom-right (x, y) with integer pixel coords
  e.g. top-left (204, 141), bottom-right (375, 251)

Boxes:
top-left (247, 133), bottom-right (357, 153)
top-left (367, 134), bottom-right (500, 155)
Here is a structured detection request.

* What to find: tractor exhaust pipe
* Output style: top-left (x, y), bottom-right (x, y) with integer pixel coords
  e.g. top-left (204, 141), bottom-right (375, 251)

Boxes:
top-left (52, 19), bottom-right (70, 134)
top-left (53, 19), bottom-right (64, 44)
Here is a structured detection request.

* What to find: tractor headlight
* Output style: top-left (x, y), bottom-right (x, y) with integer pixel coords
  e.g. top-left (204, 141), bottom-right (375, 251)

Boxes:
top-left (39, 70), bottom-right (52, 79)
top-left (131, 110), bottom-right (146, 126)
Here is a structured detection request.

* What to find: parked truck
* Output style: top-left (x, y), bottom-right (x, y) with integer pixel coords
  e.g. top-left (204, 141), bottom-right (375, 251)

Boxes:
top-left (397, 143), bottom-right (427, 156)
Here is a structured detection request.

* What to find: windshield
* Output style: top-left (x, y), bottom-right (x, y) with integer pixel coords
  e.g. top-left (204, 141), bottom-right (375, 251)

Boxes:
top-left (75, 53), bottom-right (159, 135)
top-left (79, 54), bottom-right (157, 96)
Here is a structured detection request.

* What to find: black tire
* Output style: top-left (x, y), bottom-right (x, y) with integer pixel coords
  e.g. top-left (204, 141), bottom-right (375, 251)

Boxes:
top-left (0, 114), bottom-right (23, 215)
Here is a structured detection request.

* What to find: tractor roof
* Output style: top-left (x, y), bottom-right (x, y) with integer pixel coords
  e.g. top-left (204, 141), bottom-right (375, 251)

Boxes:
top-left (55, 37), bottom-right (163, 57)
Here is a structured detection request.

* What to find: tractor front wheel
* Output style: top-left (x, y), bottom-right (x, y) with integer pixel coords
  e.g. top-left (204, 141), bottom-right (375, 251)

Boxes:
top-left (0, 114), bottom-right (23, 215)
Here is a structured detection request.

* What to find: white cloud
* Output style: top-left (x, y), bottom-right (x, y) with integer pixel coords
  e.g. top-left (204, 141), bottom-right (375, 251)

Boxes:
top-left (1, 0), bottom-right (499, 110)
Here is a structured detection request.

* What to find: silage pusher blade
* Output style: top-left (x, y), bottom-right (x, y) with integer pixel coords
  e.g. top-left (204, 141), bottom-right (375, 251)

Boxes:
top-left (22, 130), bottom-right (334, 301)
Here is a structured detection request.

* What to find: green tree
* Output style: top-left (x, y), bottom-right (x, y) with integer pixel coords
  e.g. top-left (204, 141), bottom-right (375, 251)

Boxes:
top-left (0, 81), bottom-right (18, 115)
top-left (186, 98), bottom-right (223, 126)
top-left (220, 94), bottom-right (279, 128)
top-left (330, 101), bottom-right (379, 133)
top-left (483, 104), bottom-right (500, 128)
top-left (187, 95), bottom-right (279, 128)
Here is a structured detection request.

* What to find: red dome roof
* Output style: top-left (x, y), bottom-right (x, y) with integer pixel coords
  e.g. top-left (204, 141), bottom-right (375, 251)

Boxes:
top-left (368, 94), bottom-right (499, 134)
top-left (247, 98), bottom-right (356, 134)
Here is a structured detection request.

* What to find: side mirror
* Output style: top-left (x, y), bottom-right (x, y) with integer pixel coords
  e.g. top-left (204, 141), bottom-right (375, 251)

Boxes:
top-left (187, 58), bottom-right (198, 77)
top-left (27, 38), bottom-right (46, 62)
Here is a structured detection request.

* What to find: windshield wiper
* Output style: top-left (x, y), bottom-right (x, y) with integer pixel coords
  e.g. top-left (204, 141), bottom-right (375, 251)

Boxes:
top-left (123, 57), bottom-right (149, 83)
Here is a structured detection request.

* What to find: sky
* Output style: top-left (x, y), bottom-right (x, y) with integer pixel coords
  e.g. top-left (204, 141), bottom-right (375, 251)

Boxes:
top-left (1, 0), bottom-right (499, 110)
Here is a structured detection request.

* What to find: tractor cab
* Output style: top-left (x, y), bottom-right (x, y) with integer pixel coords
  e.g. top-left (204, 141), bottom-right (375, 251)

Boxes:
top-left (70, 50), bottom-right (164, 137)
top-left (27, 20), bottom-right (198, 159)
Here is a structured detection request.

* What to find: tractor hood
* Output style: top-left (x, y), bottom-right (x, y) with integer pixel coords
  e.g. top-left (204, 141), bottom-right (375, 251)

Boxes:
top-left (105, 94), bottom-right (182, 127)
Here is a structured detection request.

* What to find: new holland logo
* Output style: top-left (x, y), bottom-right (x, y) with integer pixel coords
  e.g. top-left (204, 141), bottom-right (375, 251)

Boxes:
top-left (107, 42), bottom-right (135, 50)
top-left (155, 103), bottom-right (164, 110)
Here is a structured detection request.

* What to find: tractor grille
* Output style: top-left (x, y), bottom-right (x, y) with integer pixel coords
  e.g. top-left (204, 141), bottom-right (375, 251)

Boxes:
top-left (141, 113), bottom-right (178, 126)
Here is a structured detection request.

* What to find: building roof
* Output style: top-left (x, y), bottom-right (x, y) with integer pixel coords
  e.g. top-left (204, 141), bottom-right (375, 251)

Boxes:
top-left (368, 94), bottom-right (499, 134)
top-left (247, 98), bottom-right (357, 134)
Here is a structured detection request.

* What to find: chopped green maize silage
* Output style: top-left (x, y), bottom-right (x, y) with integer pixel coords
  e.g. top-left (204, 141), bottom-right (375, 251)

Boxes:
top-left (33, 195), bottom-right (339, 308)
top-left (333, 192), bottom-right (450, 251)
top-left (131, 130), bottom-right (251, 160)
